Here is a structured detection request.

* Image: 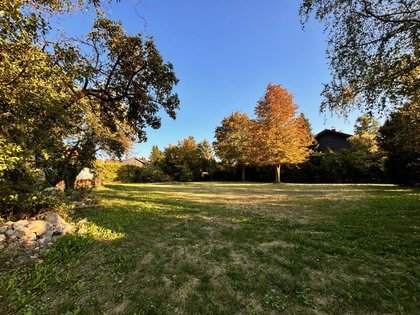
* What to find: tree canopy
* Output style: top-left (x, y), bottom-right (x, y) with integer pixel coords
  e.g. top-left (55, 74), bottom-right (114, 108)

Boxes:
top-left (213, 112), bottom-right (253, 181)
top-left (252, 84), bottom-right (313, 182)
top-left (300, 0), bottom-right (419, 115)
top-left (378, 102), bottom-right (420, 184)
top-left (0, 0), bottom-right (179, 190)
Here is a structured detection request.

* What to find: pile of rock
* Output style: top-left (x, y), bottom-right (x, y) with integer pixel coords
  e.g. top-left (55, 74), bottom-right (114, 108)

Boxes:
top-left (0, 212), bottom-right (74, 251)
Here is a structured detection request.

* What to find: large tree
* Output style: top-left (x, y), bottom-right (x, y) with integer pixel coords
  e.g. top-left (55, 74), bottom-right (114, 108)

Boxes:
top-left (0, 1), bottom-right (179, 190)
top-left (149, 145), bottom-right (165, 167)
top-left (378, 102), bottom-right (420, 184)
top-left (252, 84), bottom-right (313, 183)
top-left (300, 0), bottom-right (419, 114)
top-left (346, 114), bottom-right (385, 180)
top-left (213, 112), bottom-right (253, 181)
top-left (162, 137), bottom-right (201, 181)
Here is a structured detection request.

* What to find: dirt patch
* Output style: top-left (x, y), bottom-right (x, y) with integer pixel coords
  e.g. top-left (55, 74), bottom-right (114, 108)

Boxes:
top-left (140, 252), bottom-right (154, 264)
top-left (107, 300), bottom-right (129, 315)
top-left (173, 276), bottom-right (200, 302)
top-left (259, 240), bottom-right (295, 250)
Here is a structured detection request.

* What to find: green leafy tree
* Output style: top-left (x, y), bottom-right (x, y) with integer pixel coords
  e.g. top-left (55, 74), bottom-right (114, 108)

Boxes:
top-left (213, 112), bottom-right (253, 181)
top-left (378, 102), bottom-right (420, 184)
top-left (349, 113), bottom-right (381, 154)
top-left (1, 1), bottom-right (180, 191)
top-left (162, 137), bottom-right (201, 181)
top-left (346, 114), bottom-right (385, 181)
top-left (300, 0), bottom-right (419, 114)
top-left (149, 145), bottom-right (165, 167)
top-left (93, 160), bottom-right (121, 183)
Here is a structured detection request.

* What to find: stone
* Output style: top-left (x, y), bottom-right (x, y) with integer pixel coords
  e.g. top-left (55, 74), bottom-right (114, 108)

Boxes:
top-left (44, 213), bottom-right (66, 225)
top-left (15, 227), bottom-right (30, 239)
top-left (0, 226), bottom-right (5, 234)
top-left (61, 225), bottom-right (74, 235)
top-left (25, 233), bottom-right (37, 242)
top-left (52, 228), bottom-right (63, 235)
top-left (26, 240), bottom-right (37, 247)
top-left (5, 229), bottom-right (15, 237)
top-left (14, 219), bottom-right (29, 227)
top-left (14, 224), bottom-right (30, 232)
top-left (28, 220), bottom-right (50, 236)
top-left (0, 234), bottom-right (6, 242)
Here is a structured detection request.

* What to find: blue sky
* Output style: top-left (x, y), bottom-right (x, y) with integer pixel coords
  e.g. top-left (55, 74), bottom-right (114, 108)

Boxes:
top-left (56, 0), bottom-right (362, 158)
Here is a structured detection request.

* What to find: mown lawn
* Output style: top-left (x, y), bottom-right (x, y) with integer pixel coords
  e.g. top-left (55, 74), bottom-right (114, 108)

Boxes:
top-left (1, 182), bottom-right (419, 314)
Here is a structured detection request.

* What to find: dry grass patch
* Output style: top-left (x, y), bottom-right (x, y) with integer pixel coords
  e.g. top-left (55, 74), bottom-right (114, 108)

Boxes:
top-left (0, 182), bottom-right (418, 314)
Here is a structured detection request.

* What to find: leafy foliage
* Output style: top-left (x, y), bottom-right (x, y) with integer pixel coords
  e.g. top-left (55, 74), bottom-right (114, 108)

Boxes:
top-left (93, 160), bottom-right (121, 183)
top-left (213, 112), bottom-right (253, 181)
top-left (149, 145), bottom-right (165, 167)
top-left (116, 165), bottom-right (143, 183)
top-left (197, 140), bottom-right (217, 179)
top-left (300, 0), bottom-right (420, 114)
top-left (378, 102), bottom-right (420, 184)
top-left (0, 0), bottom-right (180, 192)
top-left (251, 84), bottom-right (313, 182)
top-left (113, 164), bottom-right (171, 183)
top-left (0, 137), bottom-right (62, 218)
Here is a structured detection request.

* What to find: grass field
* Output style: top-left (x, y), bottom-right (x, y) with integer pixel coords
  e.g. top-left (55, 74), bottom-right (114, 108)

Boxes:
top-left (1, 182), bottom-right (419, 314)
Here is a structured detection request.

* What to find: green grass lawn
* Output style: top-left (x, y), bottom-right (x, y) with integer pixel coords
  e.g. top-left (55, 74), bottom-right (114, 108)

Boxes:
top-left (1, 182), bottom-right (419, 314)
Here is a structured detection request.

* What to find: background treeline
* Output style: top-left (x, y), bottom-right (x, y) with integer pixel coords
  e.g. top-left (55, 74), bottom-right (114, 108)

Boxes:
top-left (97, 101), bottom-right (419, 186)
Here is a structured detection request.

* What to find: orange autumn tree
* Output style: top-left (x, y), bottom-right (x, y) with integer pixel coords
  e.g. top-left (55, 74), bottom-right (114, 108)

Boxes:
top-left (252, 84), bottom-right (313, 183)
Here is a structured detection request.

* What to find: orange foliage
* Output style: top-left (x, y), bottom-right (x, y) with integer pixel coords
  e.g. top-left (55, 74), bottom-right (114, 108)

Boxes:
top-left (251, 84), bottom-right (313, 182)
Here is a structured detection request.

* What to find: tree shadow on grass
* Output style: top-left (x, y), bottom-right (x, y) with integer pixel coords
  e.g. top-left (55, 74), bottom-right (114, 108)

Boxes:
top-left (2, 183), bottom-right (418, 314)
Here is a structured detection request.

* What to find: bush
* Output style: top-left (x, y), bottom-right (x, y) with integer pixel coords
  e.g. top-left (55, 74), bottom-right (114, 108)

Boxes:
top-left (94, 160), bottom-right (121, 183)
top-left (116, 165), bottom-right (142, 183)
top-left (116, 164), bottom-right (171, 183)
top-left (0, 165), bottom-right (62, 219)
top-left (136, 164), bottom-right (172, 183)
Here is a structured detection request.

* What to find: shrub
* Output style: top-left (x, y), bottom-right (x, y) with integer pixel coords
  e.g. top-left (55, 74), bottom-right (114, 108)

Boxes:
top-left (116, 164), bottom-right (171, 183)
top-left (135, 164), bottom-right (171, 183)
top-left (116, 165), bottom-right (142, 183)
top-left (0, 165), bottom-right (62, 219)
top-left (93, 160), bottom-right (121, 183)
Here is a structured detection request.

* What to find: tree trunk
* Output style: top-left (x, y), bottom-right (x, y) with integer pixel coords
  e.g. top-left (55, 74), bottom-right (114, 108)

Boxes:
top-left (63, 168), bottom-right (79, 191)
top-left (275, 164), bottom-right (281, 183)
top-left (44, 171), bottom-right (62, 187)
top-left (241, 165), bottom-right (246, 181)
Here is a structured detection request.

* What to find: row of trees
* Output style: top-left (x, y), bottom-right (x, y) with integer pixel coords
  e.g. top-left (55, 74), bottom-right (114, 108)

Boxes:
top-left (125, 84), bottom-right (417, 185)
top-left (212, 100), bottom-right (419, 185)
top-left (214, 84), bottom-right (313, 182)
top-left (149, 138), bottom-right (216, 182)
top-left (137, 84), bottom-right (312, 184)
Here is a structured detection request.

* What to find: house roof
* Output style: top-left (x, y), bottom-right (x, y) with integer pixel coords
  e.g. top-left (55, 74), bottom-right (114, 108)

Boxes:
top-left (104, 158), bottom-right (148, 164)
top-left (122, 157), bottom-right (148, 164)
top-left (314, 129), bottom-right (352, 139)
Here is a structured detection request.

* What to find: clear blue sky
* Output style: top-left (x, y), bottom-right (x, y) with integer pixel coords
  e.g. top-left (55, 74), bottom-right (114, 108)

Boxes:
top-left (56, 0), bottom-right (362, 158)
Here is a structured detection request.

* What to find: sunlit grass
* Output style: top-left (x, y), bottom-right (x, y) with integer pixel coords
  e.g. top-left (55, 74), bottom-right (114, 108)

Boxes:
top-left (1, 182), bottom-right (419, 314)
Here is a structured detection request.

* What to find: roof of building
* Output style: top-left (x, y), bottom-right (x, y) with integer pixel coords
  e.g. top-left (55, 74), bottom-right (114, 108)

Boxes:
top-left (121, 157), bottom-right (148, 165)
top-left (104, 158), bottom-right (148, 164)
top-left (314, 129), bottom-right (352, 139)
